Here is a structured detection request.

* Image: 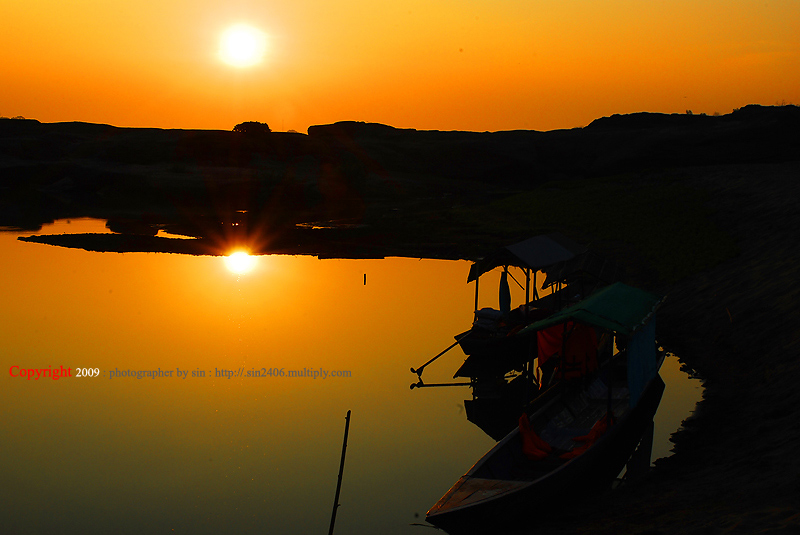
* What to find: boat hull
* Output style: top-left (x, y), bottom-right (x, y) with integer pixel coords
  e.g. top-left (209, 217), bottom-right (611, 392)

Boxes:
top-left (454, 329), bottom-right (532, 378)
top-left (427, 373), bottom-right (666, 534)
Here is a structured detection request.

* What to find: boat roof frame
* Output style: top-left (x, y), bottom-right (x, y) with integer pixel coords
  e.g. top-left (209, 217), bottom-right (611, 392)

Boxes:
top-left (467, 233), bottom-right (587, 283)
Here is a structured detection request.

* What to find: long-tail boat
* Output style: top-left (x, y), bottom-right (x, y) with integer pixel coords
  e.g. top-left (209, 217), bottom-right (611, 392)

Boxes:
top-left (411, 234), bottom-right (624, 439)
top-left (425, 282), bottom-right (665, 533)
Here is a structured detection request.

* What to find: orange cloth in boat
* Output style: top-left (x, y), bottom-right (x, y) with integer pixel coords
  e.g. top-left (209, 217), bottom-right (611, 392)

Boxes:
top-left (559, 413), bottom-right (614, 460)
top-left (537, 322), bottom-right (598, 381)
top-left (519, 414), bottom-right (552, 461)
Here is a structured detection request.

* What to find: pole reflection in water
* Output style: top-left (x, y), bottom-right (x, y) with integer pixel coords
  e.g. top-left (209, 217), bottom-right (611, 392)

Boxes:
top-left (0, 219), bottom-right (701, 534)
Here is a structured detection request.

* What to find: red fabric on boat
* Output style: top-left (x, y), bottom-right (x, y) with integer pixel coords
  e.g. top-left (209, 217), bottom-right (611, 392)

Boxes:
top-left (559, 413), bottom-right (614, 460)
top-left (537, 322), bottom-right (599, 380)
top-left (519, 413), bottom-right (552, 460)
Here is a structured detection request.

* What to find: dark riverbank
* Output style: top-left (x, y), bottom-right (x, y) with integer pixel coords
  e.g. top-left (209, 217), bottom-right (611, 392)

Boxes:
top-left (512, 163), bottom-right (800, 535)
top-left (4, 106), bottom-right (800, 533)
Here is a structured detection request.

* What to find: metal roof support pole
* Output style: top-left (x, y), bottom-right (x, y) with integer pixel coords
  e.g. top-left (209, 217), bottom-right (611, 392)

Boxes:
top-left (473, 277), bottom-right (480, 322)
top-left (556, 282), bottom-right (561, 310)
top-left (526, 332), bottom-right (537, 403)
top-left (525, 268), bottom-right (531, 314)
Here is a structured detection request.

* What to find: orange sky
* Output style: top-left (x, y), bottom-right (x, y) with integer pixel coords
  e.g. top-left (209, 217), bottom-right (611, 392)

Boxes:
top-left (3, 0), bottom-right (799, 132)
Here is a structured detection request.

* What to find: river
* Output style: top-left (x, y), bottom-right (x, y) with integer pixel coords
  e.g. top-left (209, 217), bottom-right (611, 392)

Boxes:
top-left (0, 218), bottom-right (701, 534)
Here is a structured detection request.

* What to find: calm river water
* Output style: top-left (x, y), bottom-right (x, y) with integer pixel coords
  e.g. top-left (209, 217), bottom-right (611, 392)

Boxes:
top-left (0, 219), bottom-right (701, 534)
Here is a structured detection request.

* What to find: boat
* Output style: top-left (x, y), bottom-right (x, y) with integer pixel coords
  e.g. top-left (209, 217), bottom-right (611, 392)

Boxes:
top-left (411, 234), bottom-right (624, 439)
top-left (425, 282), bottom-right (665, 533)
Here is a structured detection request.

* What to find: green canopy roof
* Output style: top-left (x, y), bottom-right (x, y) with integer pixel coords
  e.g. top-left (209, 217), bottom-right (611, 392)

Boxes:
top-left (518, 282), bottom-right (662, 336)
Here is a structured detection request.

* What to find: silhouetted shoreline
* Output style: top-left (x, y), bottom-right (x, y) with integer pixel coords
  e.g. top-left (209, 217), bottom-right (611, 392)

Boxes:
top-left (3, 105), bottom-right (799, 247)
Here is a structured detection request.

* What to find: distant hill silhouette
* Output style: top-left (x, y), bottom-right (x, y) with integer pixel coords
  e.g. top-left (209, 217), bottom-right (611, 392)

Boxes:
top-left (2, 105), bottom-right (798, 255)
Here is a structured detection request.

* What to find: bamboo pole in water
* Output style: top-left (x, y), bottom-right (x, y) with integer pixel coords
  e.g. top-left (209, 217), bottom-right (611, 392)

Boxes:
top-left (328, 410), bottom-right (351, 535)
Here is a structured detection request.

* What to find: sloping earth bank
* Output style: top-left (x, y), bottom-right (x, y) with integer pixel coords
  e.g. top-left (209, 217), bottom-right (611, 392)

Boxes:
top-left (510, 163), bottom-right (800, 535)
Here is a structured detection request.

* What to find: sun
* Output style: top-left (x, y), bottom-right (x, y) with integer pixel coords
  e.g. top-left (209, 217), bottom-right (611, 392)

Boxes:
top-left (224, 251), bottom-right (258, 274)
top-left (218, 24), bottom-right (268, 68)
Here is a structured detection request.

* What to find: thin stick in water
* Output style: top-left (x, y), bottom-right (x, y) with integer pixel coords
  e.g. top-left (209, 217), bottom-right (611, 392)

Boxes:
top-left (328, 410), bottom-right (351, 535)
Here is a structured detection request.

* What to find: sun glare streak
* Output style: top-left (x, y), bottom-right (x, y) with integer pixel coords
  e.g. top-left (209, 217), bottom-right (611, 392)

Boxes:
top-left (218, 24), bottom-right (268, 68)
top-left (224, 251), bottom-right (258, 275)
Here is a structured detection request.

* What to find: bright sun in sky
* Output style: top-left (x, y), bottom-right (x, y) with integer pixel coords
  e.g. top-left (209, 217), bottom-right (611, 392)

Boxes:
top-left (3, 2), bottom-right (799, 133)
top-left (224, 251), bottom-right (258, 274)
top-left (218, 24), bottom-right (268, 68)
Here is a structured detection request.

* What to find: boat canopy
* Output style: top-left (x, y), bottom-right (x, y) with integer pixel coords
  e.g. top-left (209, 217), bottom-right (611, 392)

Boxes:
top-left (467, 233), bottom-right (587, 283)
top-left (519, 282), bottom-right (662, 407)
top-left (541, 249), bottom-right (626, 288)
top-left (517, 282), bottom-right (662, 336)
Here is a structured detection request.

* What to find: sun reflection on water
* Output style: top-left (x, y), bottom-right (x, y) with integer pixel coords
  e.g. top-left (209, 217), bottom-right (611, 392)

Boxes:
top-left (224, 250), bottom-right (258, 275)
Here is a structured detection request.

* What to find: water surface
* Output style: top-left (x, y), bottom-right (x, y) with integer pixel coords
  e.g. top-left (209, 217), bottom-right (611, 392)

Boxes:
top-left (0, 219), bottom-right (701, 534)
